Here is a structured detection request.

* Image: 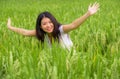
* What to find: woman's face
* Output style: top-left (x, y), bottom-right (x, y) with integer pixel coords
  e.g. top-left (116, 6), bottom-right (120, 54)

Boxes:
top-left (41, 17), bottom-right (54, 33)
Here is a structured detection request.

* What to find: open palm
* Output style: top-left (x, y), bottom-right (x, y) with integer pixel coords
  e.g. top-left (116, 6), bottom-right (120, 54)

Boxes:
top-left (88, 2), bottom-right (99, 15)
top-left (7, 18), bottom-right (12, 28)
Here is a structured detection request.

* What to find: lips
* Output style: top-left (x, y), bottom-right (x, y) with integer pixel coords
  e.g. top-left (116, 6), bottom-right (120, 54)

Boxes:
top-left (46, 27), bottom-right (53, 32)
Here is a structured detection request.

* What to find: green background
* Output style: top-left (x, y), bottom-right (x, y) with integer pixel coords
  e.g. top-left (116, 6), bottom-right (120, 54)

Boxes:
top-left (0, 0), bottom-right (120, 79)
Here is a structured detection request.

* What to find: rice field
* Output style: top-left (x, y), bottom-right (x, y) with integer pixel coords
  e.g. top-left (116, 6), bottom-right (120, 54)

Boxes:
top-left (0, 0), bottom-right (120, 79)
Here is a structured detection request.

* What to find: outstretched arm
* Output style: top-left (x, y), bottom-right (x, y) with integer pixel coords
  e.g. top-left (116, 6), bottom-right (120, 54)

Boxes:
top-left (7, 18), bottom-right (36, 36)
top-left (62, 2), bottom-right (99, 33)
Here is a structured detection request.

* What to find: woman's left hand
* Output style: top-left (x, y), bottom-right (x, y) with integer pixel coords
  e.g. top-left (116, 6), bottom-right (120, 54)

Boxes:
top-left (88, 2), bottom-right (100, 15)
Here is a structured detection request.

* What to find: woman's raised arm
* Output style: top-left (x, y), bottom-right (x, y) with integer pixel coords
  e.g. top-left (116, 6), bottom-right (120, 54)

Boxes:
top-left (62, 2), bottom-right (99, 33)
top-left (7, 18), bottom-right (36, 36)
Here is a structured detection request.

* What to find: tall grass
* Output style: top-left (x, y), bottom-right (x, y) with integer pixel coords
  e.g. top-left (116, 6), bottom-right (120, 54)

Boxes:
top-left (0, 0), bottom-right (120, 79)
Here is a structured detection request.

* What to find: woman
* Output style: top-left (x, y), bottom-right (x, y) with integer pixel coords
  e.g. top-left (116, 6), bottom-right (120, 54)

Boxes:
top-left (7, 3), bottom-right (99, 50)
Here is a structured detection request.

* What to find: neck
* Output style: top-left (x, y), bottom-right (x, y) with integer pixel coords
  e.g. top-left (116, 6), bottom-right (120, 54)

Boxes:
top-left (48, 33), bottom-right (52, 38)
top-left (47, 33), bottom-right (52, 43)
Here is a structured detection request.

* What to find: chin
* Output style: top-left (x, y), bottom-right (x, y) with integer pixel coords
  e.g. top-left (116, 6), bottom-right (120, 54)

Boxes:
top-left (45, 31), bottom-right (52, 34)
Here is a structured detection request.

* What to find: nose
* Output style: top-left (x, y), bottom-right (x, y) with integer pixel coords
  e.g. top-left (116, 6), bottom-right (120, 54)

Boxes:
top-left (46, 23), bottom-right (51, 27)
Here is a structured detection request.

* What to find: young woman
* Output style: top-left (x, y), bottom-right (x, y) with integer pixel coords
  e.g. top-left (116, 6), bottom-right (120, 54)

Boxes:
top-left (7, 3), bottom-right (99, 50)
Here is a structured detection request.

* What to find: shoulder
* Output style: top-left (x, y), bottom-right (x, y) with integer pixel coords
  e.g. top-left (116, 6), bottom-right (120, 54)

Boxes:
top-left (27, 30), bottom-right (36, 36)
top-left (59, 25), bottom-right (64, 34)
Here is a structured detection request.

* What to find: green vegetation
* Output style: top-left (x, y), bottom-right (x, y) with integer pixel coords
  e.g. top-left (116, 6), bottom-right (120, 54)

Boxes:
top-left (0, 0), bottom-right (120, 79)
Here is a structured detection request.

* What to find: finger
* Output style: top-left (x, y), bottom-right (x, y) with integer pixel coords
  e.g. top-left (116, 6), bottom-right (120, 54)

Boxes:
top-left (92, 2), bottom-right (96, 7)
top-left (8, 18), bottom-right (11, 21)
top-left (8, 18), bottom-right (10, 23)
top-left (8, 19), bottom-right (10, 24)
top-left (95, 3), bottom-right (100, 10)
top-left (7, 18), bottom-right (11, 26)
top-left (96, 3), bottom-right (100, 8)
top-left (89, 3), bottom-right (92, 8)
top-left (93, 2), bottom-right (98, 7)
top-left (93, 3), bottom-right (99, 10)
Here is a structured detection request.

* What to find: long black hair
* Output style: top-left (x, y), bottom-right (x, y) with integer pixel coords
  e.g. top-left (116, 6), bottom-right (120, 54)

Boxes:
top-left (36, 11), bottom-right (61, 43)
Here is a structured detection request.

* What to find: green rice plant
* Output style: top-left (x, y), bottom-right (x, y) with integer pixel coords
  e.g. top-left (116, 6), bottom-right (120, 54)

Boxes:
top-left (0, 0), bottom-right (120, 79)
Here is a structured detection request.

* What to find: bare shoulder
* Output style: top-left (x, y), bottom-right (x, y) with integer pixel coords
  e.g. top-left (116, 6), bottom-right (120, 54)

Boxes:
top-left (62, 24), bottom-right (73, 33)
top-left (29, 29), bottom-right (36, 36)
top-left (25, 29), bottom-right (36, 36)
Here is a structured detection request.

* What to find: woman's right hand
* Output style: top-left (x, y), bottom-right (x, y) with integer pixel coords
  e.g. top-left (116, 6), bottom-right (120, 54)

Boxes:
top-left (7, 18), bottom-right (12, 29)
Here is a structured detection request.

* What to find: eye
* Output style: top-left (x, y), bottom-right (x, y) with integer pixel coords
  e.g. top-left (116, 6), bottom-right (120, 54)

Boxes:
top-left (42, 22), bottom-right (47, 25)
top-left (49, 21), bottom-right (52, 23)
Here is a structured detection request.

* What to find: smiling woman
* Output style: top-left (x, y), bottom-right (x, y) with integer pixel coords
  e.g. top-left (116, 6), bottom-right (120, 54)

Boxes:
top-left (7, 2), bottom-right (99, 50)
top-left (41, 17), bottom-right (54, 33)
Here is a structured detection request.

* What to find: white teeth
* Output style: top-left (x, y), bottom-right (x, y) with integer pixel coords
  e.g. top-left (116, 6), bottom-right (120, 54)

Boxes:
top-left (47, 28), bottom-right (51, 31)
